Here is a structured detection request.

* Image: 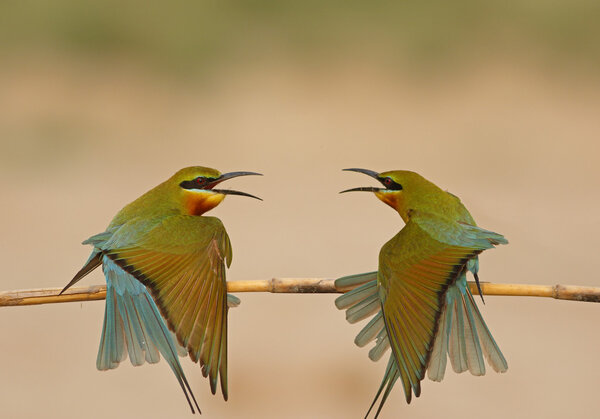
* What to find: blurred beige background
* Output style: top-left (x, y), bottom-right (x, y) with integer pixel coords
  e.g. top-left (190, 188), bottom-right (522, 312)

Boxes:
top-left (1, 2), bottom-right (600, 418)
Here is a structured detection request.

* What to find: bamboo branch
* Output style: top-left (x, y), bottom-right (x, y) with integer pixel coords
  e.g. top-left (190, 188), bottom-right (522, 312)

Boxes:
top-left (1, 280), bottom-right (599, 307)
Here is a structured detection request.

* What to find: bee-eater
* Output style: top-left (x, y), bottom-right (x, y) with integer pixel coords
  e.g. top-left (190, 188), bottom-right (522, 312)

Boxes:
top-left (60, 166), bottom-right (261, 413)
top-left (335, 169), bottom-right (508, 418)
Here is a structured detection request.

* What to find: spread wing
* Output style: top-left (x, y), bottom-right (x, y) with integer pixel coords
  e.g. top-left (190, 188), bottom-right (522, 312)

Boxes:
top-left (103, 215), bottom-right (233, 399)
top-left (378, 212), bottom-right (506, 403)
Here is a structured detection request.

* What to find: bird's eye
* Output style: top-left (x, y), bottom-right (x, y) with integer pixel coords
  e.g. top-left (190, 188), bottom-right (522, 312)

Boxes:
top-left (383, 178), bottom-right (393, 186)
top-left (195, 177), bottom-right (206, 185)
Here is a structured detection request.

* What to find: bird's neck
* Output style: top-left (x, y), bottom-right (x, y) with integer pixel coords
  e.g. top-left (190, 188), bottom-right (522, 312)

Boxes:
top-left (375, 191), bottom-right (410, 222)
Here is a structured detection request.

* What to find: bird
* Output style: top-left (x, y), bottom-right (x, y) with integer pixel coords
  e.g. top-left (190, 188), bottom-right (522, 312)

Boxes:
top-left (335, 168), bottom-right (508, 418)
top-left (60, 166), bottom-right (262, 414)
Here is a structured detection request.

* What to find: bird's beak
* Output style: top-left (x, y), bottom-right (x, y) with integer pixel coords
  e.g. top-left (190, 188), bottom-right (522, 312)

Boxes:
top-left (209, 171), bottom-right (263, 200)
top-left (340, 168), bottom-right (383, 194)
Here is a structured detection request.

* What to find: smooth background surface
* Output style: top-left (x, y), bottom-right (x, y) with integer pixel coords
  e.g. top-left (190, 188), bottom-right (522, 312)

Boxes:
top-left (1, 3), bottom-right (599, 418)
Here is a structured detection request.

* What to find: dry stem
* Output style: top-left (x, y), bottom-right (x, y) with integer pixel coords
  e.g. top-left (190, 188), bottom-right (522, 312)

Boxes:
top-left (1, 280), bottom-right (599, 307)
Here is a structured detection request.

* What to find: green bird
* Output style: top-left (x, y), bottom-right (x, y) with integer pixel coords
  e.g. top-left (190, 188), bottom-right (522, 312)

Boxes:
top-left (335, 169), bottom-right (508, 418)
top-left (61, 166), bottom-right (261, 413)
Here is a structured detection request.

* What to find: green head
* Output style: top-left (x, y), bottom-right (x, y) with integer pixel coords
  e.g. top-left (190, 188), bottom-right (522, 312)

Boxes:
top-left (341, 168), bottom-right (442, 222)
top-left (171, 166), bottom-right (262, 215)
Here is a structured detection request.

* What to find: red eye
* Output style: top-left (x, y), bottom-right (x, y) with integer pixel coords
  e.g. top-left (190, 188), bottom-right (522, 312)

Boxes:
top-left (195, 177), bottom-right (205, 184)
top-left (384, 178), bottom-right (393, 186)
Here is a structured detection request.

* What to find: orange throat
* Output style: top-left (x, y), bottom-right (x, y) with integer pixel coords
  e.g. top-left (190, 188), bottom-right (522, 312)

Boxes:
top-left (375, 190), bottom-right (408, 220)
top-left (184, 190), bottom-right (225, 215)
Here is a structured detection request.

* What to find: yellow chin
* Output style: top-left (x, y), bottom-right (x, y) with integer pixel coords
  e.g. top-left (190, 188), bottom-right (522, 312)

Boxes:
top-left (184, 190), bottom-right (226, 215)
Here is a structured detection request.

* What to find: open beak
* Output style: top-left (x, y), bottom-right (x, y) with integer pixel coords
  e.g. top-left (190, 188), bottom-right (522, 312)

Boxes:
top-left (340, 168), bottom-right (383, 194)
top-left (209, 171), bottom-right (263, 200)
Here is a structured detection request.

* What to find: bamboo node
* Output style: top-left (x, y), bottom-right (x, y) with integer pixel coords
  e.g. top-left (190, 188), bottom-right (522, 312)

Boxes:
top-left (552, 284), bottom-right (560, 300)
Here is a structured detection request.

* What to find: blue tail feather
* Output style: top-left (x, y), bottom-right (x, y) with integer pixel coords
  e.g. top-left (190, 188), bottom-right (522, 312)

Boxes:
top-left (365, 355), bottom-right (400, 419)
top-left (99, 257), bottom-right (200, 413)
top-left (336, 268), bottom-right (507, 417)
top-left (428, 271), bottom-right (507, 380)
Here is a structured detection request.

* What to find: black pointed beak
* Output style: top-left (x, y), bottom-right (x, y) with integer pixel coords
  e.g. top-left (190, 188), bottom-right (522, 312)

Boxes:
top-left (212, 189), bottom-right (263, 200)
top-left (343, 168), bottom-right (380, 179)
top-left (212, 171), bottom-right (263, 185)
top-left (340, 186), bottom-right (382, 194)
top-left (209, 171), bottom-right (263, 200)
top-left (340, 168), bottom-right (383, 194)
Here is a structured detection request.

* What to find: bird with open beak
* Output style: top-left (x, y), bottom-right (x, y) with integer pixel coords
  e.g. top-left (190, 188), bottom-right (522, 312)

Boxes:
top-left (61, 166), bottom-right (261, 414)
top-left (335, 168), bottom-right (508, 418)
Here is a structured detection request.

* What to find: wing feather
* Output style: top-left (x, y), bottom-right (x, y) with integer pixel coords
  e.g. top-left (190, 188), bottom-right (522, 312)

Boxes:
top-left (378, 214), bottom-right (498, 403)
top-left (106, 215), bottom-right (233, 399)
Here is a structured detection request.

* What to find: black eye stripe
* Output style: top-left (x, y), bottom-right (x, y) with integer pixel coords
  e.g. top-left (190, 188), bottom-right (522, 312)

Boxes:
top-left (180, 177), bottom-right (216, 190)
top-left (379, 177), bottom-right (403, 190)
